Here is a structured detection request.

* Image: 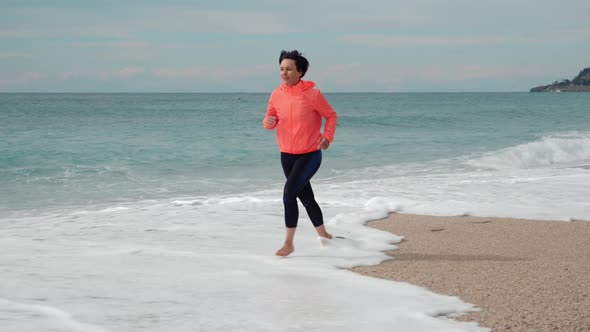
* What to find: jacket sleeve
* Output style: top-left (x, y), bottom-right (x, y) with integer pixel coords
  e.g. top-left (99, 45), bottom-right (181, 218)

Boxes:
top-left (263, 94), bottom-right (278, 130)
top-left (315, 90), bottom-right (337, 142)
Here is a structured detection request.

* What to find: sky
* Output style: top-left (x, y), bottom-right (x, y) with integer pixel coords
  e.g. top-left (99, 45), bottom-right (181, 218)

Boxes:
top-left (1, 0), bottom-right (589, 92)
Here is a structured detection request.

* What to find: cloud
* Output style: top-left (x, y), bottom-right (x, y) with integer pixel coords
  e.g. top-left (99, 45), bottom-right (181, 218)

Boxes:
top-left (0, 7), bottom-right (289, 39)
top-left (76, 40), bottom-right (150, 50)
top-left (152, 67), bottom-right (206, 80)
top-left (0, 72), bottom-right (45, 89)
top-left (0, 63), bottom-right (273, 90)
top-left (311, 63), bottom-right (404, 91)
top-left (415, 63), bottom-right (562, 82)
top-left (151, 8), bottom-right (289, 35)
top-left (340, 30), bottom-right (590, 49)
top-left (2, 1), bottom-right (588, 92)
top-left (340, 35), bottom-right (508, 48)
top-left (0, 52), bottom-right (29, 58)
top-left (58, 72), bottom-right (83, 81)
top-left (310, 61), bottom-right (567, 91)
top-left (0, 28), bottom-right (36, 38)
top-left (97, 67), bottom-right (146, 80)
top-left (152, 64), bottom-right (274, 81)
top-left (73, 39), bottom-right (159, 59)
top-left (541, 28), bottom-right (590, 43)
top-left (0, 61), bottom-right (567, 92)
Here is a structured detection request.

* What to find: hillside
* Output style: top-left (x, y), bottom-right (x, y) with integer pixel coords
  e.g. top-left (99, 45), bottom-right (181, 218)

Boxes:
top-left (530, 67), bottom-right (590, 92)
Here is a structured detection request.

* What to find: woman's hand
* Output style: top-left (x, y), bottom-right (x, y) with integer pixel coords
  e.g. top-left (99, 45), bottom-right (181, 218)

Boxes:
top-left (265, 116), bottom-right (277, 127)
top-left (317, 137), bottom-right (330, 150)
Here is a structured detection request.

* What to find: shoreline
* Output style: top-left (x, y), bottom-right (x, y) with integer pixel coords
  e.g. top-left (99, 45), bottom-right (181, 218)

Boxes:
top-left (352, 213), bottom-right (590, 332)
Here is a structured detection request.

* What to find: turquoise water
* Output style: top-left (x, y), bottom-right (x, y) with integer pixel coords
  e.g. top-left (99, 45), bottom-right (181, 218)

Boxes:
top-left (2, 92), bottom-right (590, 215)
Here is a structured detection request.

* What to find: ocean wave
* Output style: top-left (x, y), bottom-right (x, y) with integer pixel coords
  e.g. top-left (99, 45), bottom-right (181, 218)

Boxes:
top-left (466, 132), bottom-right (590, 170)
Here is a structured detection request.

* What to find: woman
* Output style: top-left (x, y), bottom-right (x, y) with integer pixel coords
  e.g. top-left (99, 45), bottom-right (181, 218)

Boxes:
top-left (263, 50), bottom-right (338, 257)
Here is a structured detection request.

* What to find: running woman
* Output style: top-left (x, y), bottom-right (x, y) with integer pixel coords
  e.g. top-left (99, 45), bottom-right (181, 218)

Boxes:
top-left (263, 50), bottom-right (338, 256)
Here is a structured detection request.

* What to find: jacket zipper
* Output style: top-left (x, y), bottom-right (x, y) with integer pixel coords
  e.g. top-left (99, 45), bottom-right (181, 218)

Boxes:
top-left (289, 100), bottom-right (293, 152)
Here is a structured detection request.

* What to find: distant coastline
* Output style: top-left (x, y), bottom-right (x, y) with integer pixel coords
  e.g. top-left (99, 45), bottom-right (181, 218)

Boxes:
top-left (530, 67), bottom-right (590, 92)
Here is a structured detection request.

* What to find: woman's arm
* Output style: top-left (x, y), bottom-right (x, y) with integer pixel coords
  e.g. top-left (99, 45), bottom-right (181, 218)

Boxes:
top-left (263, 98), bottom-right (278, 130)
top-left (314, 91), bottom-right (337, 143)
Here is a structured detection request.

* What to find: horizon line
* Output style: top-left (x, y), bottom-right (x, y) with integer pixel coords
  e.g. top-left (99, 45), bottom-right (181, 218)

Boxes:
top-left (0, 91), bottom-right (532, 94)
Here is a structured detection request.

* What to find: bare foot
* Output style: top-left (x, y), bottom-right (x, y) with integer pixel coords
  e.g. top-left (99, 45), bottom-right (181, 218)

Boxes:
top-left (318, 233), bottom-right (333, 246)
top-left (315, 225), bottom-right (332, 240)
top-left (275, 244), bottom-right (294, 257)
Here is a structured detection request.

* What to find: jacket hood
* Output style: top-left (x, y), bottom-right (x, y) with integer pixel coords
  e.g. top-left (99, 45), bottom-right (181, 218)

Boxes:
top-left (280, 80), bottom-right (316, 93)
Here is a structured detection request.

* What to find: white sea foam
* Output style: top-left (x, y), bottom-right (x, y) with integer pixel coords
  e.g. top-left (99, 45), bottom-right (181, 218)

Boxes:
top-left (0, 298), bottom-right (107, 332)
top-left (466, 132), bottom-right (590, 170)
top-left (1, 188), bottom-right (490, 332)
top-left (3, 150), bottom-right (588, 331)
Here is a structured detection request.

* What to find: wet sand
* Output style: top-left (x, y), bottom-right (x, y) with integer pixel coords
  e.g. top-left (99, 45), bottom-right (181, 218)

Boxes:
top-left (352, 213), bottom-right (590, 332)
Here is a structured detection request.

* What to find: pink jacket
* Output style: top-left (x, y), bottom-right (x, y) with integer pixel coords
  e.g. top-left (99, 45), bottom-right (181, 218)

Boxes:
top-left (263, 80), bottom-right (338, 154)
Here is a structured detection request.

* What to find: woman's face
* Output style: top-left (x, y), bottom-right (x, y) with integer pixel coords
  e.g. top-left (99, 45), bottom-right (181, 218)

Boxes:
top-left (280, 59), bottom-right (302, 86)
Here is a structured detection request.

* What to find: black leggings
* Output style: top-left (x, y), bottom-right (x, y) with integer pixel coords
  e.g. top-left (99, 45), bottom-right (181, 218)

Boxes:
top-left (281, 150), bottom-right (324, 229)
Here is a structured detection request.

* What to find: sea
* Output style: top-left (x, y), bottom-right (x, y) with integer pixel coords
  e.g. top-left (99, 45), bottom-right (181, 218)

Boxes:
top-left (1, 92), bottom-right (589, 331)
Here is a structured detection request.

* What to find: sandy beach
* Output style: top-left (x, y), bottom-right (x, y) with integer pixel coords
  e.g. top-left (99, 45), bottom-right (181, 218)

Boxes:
top-left (352, 213), bottom-right (590, 332)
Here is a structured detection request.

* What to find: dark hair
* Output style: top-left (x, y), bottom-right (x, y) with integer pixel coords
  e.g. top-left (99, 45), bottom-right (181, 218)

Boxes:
top-left (279, 50), bottom-right (309, 78)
